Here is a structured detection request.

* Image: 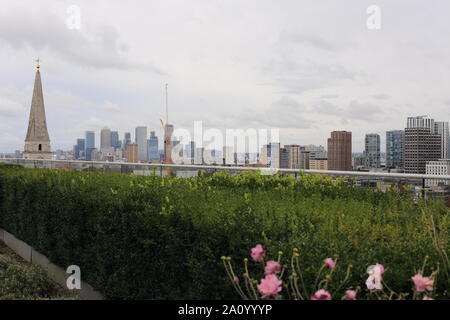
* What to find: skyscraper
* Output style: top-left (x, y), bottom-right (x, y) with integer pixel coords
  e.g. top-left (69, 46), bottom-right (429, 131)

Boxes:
top-left (386, 130), bottom-right (404, 168)
top-left (100, 127), bottom-right (111, 151)
top-left (364, 133), bottom-right (381, 168)
top-left (434, 121), bottom-right (449, 159)
top-left (123, 132), bottom-right (131, 150)
top-left (76, 138), bottom-right (85, 159)
top-left (85, 131), bottom-right (95, 149)
top-left (24, 60), bottom-right (52, 160)
top-left (85, 131), bottom-right (95, 161)
top-left (135, 126), bottom-right (148, 162)
top-left (110, 131), bottom-right (120, 150)
top-left (327, 131), bottom-right (352, 171)
top-left (148, 131), bottom-right (159, 161)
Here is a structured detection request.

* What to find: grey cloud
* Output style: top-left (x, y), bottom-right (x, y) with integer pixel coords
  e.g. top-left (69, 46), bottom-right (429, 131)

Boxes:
top-left (0, 9), bottom-right (164, 74)
top-left (372, 94), bottom-right (390, 100)
top-left (279, 31), bottom-right (339, 52)
top-left (0, 97), bottom-right (26, 118)
top-left (321, 94), bottom-right (339, 99)
top-left (225, 97), bottom-right (311, 129)
top-left (314, 99), bottom-right (385, 122)
top-left (263, 57), bottom-right (358, 94)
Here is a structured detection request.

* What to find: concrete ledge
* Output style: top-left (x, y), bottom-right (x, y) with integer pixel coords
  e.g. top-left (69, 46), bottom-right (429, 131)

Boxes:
top-left (0, 227), bottom-right (104, 300)
top-left (78, 281), bottom-right (104, 300)
top-left (3, 230), bottom-right (32, 262)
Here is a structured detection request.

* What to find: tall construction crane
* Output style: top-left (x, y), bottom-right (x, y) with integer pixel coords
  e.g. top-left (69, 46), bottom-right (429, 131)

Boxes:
top-left (160, 84), bottom-right (174, 176)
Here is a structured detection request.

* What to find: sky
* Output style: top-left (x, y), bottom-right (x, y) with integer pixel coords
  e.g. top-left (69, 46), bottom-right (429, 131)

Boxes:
top-left (0, 0), bottom-right (449, 153)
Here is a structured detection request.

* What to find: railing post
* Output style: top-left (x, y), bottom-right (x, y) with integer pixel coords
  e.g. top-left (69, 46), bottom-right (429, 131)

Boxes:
top-left (422, 178), bottom-right (426, 199)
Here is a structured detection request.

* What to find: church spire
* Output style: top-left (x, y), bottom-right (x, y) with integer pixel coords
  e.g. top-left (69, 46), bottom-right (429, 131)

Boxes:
top-left (24, 60), bottom-right (52, 159)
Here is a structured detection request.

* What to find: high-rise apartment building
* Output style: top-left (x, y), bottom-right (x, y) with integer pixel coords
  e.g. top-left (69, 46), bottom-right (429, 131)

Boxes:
top-left (280, 147), bottom-right (289, 169)
top-left (135, 126), bottom-right (148, 162)
top-left (327, 131), bottom-right (352, 171)
top-left (386, 130), bottom-right (404, 168)
top-left (434, 121), bottom-right (449, 159)
top-left (284, 145), bottom-right (301, 169)
top-left (126, 143), bottom-right (138, 163)
top-left (404, 127), bottom-right (441, 174)
top-left (364, 133), bottom-right (381, 168)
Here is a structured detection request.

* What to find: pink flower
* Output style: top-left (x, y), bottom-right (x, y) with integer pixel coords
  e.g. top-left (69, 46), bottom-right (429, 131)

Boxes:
top-left (366, 264), bottom-right (385, 291)
top-left (412, 274), bottom-right (434, 292)
top-left (323, 258), bottom-right (335, 270)
top-left (375, 263), bottom-right (386, 275)
top-left (344, 290), bottom-right (357, 300)
top-left (251, 244), bottom-right (266, 262)
top-left (423, 296), bottom-right (434, 300)
top-left (257, 274), bottom-right (282, 298)
top-left (264, 260), bottom-right (281, 275)
top-left (311, 289), bottom-right (332, 300)
top-left (233, 276), bottom-right (239, 283)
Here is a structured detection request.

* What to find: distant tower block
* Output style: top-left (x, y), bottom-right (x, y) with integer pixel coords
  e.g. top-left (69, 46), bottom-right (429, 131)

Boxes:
top-left (24, 59), bottom-right (52, 160)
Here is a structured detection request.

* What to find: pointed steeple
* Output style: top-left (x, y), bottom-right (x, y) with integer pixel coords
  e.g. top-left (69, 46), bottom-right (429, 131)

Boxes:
top-left (24, 61), bottom-right (52, 159)
top-left (25, 69), bottom-right (50, 141)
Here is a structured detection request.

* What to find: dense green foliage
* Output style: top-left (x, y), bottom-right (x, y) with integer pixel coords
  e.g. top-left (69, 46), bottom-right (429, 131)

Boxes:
top-left (0, 242), bottom-right (71, 299)
top-left (0, 163), bottom-right (449, 299)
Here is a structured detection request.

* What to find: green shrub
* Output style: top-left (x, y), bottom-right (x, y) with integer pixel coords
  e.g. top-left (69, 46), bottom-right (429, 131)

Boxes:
top-left (0, 167), bottom-right (448, 299)
top-left (0, 254), bottom-right (60, 299)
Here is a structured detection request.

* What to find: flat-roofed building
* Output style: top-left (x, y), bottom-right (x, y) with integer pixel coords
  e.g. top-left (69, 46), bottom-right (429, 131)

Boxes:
top-left (327, 131), bottom-right (352, 171)
top-left (126, 143), bottom-right (138, 163)
top-left (310, 158), bottom-right (328, 170)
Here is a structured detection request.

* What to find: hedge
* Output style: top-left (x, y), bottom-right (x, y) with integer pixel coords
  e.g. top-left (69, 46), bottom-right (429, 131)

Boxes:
top-left (0, 163), bottom-right (449, 299)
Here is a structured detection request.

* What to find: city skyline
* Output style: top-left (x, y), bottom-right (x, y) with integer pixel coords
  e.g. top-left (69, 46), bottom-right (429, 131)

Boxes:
top-left (1, 1), bottom-right (450, 153)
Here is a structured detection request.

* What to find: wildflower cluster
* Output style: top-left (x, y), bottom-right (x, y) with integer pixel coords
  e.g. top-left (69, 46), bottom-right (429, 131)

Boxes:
top-left (223, 244), bottom-right (439, 300)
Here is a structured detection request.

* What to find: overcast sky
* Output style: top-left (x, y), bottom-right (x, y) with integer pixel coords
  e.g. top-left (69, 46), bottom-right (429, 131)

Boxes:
top-left (0, 0), bottom-right (449, 153)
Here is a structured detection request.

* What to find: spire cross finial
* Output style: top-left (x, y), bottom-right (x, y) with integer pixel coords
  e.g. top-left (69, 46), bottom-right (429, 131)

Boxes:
top-left (35, 58), bottom-right (41, 69)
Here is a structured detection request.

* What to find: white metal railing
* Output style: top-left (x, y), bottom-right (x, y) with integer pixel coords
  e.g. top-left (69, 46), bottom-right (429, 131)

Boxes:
top-left (1, 158), bottom-right (450, 182)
